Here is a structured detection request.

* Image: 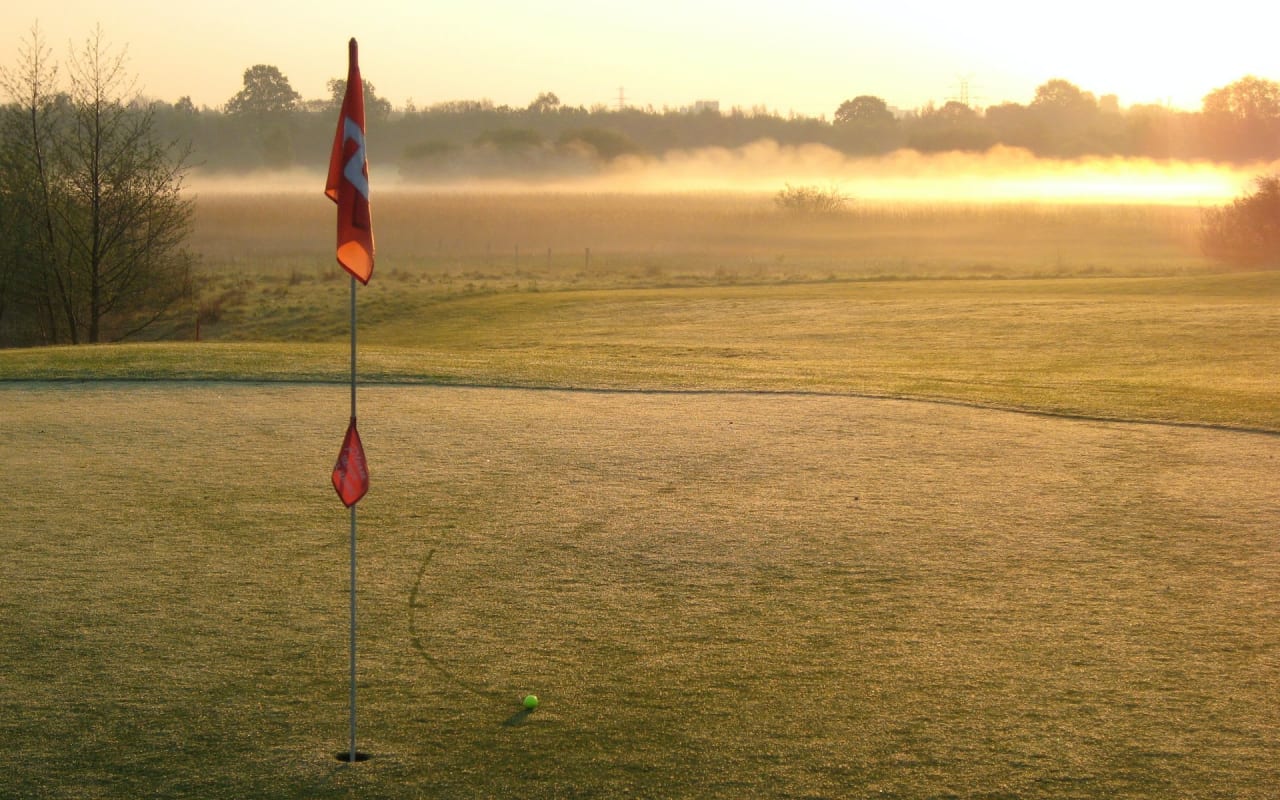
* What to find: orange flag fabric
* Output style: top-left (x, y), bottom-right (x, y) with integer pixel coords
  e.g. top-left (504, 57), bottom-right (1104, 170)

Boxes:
top-left (325, 38), bottom-right (374, 283)
top-left (332, 417), bottom-right (369, 507)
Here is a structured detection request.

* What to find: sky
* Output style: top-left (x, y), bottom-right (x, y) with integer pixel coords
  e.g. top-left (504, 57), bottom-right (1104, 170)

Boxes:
top-left (3, 1), bottom-right (1277, 117)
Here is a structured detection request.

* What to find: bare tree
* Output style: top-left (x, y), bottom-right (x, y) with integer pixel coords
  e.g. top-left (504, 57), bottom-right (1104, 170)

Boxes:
top-left (0, 24), bottom-right (62, 344)
top-left (0, 25), bottom-right (194, 345)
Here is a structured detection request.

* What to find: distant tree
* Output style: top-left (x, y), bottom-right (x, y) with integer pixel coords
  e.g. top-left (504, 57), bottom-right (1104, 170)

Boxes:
top-left (259, 123), bottom-right (295, 168)
top-left (556, 127), bottom-right (640, 161)
top-left (174, 95), bottom-right (197, 115)
top-left (474, 127), bottom-right (544, 151)
top-left (1200, 174), bottom-right (1280, 267)
top-left (225, 65), bottom-right (305, 168)
top-left (404, 140), bottom-right (461, 160)
top-left (0, 25), bottom-right (193, 345)
top-left (399, 139), bottom-right (460, 177)
top-left (327, 77), bottom-right (392, 121)
top-left (984, 101), bottom-right (1043, 151)
top-left (908, 100), bottom-right (995, 152)
top-left (226, 64), bottom-right (300, 115)
top-left (1201, 76), bottom-right (1280, 161)
top-left (1031, 79), bottom-right (1097, 114)
top-left (429, 98), bottom-right (497, 114)
top-left (528, 91), bottom-right (561, 113)
top-left (1028, 78), bottom-right (1104, 155)
top-left (1203, 75), bottom-right (1280, 121)
top-left (1125, 103), bottom-right (1193, 159)
top-left (834, 95), bottom-right (894, 126)
top-left (932, 100), bottom-right (979, 123)
top-left (832, 95), bottom-right (899, 154)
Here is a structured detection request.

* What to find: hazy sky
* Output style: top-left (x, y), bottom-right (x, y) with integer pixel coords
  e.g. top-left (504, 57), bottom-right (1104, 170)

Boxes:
top-left (4, 1), bottom-right (1276, 116)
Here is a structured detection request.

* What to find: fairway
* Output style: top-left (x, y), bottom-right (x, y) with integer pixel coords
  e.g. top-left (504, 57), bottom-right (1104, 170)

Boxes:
top-left (5, 271), bottom-right (1279, 432)
top-left (3, 382), bottom-right (1277, 798)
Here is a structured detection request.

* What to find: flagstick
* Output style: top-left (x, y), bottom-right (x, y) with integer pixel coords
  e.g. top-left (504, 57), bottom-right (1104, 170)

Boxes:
top-left (347, 274), bottom-right (360, 764)
top-left (350, 274), bottom-right (358, 419)
top-left (328, 35), bottom-right (372, 762)
top-left (348, 505), bottom-right (358, 763)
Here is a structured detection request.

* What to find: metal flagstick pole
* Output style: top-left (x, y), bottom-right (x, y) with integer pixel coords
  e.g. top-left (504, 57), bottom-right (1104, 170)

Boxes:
top-left (348, 274), bottom-right (358, 765)
top-left (328, 36), bottom-right (372, 763)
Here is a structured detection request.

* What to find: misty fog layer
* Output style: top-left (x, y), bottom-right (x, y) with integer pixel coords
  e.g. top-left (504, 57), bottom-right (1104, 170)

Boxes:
top-left (190, 142), bottom-right (1273, 206)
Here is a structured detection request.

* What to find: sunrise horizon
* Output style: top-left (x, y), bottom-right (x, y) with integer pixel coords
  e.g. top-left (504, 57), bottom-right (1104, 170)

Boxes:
top-left (4, 1), bottom-right (1276, 117)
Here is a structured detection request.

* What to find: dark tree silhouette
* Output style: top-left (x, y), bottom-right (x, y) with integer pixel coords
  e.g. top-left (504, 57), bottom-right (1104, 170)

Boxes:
top-left (834, 95), bottom-right (895, 126)
top-left (226, 64), bottom-right (301, 115)
top-left (327, 77), bottom-right (392, 121)
top-left (1201, 175), bottom-right (1280, 267)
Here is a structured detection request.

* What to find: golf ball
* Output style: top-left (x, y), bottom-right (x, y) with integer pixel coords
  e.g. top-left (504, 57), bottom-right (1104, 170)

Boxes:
top-left (523, 694), bottom-right (539, 710)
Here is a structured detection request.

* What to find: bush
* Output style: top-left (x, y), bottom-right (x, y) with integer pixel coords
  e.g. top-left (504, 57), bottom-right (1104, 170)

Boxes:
top-left (774, 183), bottom-right (849, 215)
top-left (1201, 175), bottom-right (1280, 267)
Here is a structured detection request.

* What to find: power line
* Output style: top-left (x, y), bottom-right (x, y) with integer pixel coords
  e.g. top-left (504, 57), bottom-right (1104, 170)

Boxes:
top-left (949, 73), bottom-right (984, 108)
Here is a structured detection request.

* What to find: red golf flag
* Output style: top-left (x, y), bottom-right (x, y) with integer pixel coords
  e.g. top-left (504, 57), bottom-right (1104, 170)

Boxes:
top-left (325, 38), bottom-right (374, 284)
top-left (332, 417), bottom-right (369, 507)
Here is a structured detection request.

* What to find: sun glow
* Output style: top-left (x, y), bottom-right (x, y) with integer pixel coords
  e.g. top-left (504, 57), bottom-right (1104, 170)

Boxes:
top-left (601, 143), bottom-right (1265, 205)
top-left (190, 144), bottom-right (1267, 207)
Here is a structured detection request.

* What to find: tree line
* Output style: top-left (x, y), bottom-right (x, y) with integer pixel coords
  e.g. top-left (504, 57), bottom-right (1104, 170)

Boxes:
top-left (148, 67), bottom-right (1280, 178)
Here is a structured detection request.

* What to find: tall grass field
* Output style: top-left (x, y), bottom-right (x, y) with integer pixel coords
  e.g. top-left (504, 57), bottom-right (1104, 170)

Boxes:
top-left (1, 190), bottom-right (1277, 798)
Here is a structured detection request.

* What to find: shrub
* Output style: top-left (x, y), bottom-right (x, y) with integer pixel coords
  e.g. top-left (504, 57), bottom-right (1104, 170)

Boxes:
top-left (774, 183), bottom-right (850, 215)
top-left (1201, 175), bottom-right (1280, 267)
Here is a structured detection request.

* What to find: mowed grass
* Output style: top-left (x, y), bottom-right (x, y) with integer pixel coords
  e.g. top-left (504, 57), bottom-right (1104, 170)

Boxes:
top-left (2, 384), bottom-right (1277, 798)
top-left (362, 271), bottom-right (1280, 431)
top-left (4, 271), bottom-right (1277, 432)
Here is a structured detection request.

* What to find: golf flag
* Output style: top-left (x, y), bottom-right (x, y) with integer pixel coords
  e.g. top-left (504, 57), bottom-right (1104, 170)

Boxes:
top-left (325, 38), bottom-right (374, 284)
top-left (332, 417), bottom-right (369, 507)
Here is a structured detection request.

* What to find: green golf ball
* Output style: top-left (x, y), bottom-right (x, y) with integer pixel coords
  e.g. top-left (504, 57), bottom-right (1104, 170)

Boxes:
top-left (523, 694), bottom-right (539, 710)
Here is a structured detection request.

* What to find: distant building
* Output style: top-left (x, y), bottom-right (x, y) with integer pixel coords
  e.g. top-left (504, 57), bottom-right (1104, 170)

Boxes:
top-left (692, 99), bottom-right (720, 114)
